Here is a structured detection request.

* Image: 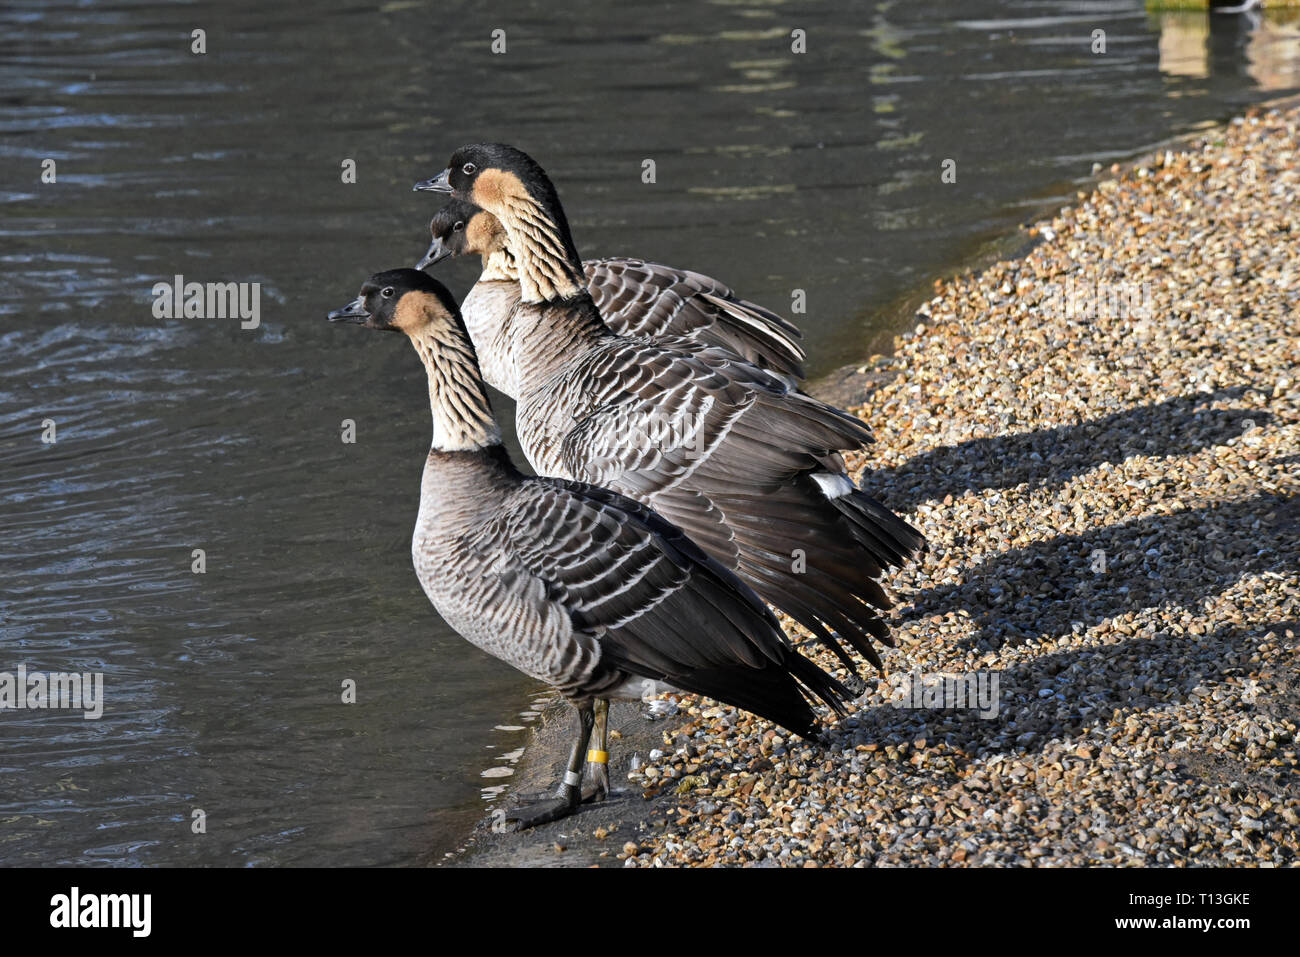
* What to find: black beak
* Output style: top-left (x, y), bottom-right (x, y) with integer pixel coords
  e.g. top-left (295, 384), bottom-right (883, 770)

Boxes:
top-left (327, 296), bottom-right (371, 325)
top-left (413, 168), bottom-right (453, 194)
top-left (415, 235), bottom-right (452, 270)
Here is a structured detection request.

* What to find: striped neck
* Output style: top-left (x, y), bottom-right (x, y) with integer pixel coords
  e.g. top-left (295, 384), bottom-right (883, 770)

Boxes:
top-left (489, 190), bottom-right (587, 303)
top-left (408, 327), bottom-right (502, 453)
top-left (479, 248), bottom-right (519, 283)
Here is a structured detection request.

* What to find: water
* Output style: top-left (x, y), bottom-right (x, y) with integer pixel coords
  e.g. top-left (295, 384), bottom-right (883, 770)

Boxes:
top-left (1, 0), bottom-right (1296, 866)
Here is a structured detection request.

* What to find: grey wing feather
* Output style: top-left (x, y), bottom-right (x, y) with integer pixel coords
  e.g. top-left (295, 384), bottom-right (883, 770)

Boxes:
top-left (463, 478), bottom-right (853, 734)
top-left (586, 258), bottom-right (806, 380)
top-left (553, 336), bottom-right (783, 494)
top-left (526, 336), bottom-right (922, 678)
top-left (468, 479), bottom-right (774, 672)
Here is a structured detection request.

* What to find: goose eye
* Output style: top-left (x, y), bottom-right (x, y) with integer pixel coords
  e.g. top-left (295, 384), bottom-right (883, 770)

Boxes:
top-left (462, 162), bottom-right (476, 176)
top-left (453, 221), bottom-right (464, 231)
top-left (381, 287), bottom-right (395, 298)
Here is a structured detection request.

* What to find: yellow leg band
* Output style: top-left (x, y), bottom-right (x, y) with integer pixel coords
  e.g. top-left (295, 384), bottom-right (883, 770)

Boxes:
top-left (587, 749), bottom-right (609, 764)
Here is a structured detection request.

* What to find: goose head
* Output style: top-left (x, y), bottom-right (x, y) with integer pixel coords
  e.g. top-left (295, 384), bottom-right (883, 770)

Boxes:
top-left (415, 144), bottom-right (584, 302)
top-left (327, 268), bottom-right (461, 336)
top-left (413, 143), bottom-right (556, 210)
top-left (415, 200), bottom-right (507, 270)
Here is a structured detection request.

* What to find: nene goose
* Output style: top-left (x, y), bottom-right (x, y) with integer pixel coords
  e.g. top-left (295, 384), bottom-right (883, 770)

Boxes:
top-left (327, 268), bottom-right (851, 828)
top-left (415, 198), bottom-right (805, 381)
top-left (413, 144), bottom-right (924, 683)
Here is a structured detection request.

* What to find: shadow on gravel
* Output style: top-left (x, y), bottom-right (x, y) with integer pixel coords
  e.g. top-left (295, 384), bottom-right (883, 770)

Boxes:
top-left (848, 619), bottom-right (1297, 778)
top-left (903, 492), bottom-right (1298, 651)
top-left (871, 386), bottom-right (1270, 515)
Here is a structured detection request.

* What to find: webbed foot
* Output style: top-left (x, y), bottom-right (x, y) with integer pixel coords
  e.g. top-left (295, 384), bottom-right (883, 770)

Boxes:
top-left (504, 791), bottom-right (580, 830)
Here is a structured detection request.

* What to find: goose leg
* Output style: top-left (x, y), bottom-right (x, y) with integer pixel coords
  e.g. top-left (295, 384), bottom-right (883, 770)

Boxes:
top-left (505, 701), bottom-right (593, 830)
top-left (582, 698), bottom-right (610, 803)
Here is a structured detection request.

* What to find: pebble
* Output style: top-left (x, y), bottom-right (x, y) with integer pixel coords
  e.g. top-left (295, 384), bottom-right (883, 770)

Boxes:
top-left (622, 103), bottom-right (1300, 868)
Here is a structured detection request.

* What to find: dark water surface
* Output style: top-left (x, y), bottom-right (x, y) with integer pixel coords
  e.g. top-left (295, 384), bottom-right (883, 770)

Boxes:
top-left (1, 0), bottom-right (1296, 865)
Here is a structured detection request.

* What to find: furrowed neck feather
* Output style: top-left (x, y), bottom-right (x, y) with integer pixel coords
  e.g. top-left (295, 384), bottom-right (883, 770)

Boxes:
top-left (479, 175), bottom-right (586, 303)
top-left (479, 248), bottom-right (518, 283)
top-left (408, 324), bottom-right (502, 453)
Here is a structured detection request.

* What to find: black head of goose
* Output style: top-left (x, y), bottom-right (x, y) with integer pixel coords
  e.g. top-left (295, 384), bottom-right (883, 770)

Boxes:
top-left (416, 145), bottom-right (925, 685)
top-left (328, 267), bottom-right (852, 829)
top-left (416, 198), bottom-right (806, 381)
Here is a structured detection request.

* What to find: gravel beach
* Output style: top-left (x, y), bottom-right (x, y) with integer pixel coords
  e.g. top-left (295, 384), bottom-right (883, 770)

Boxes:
top-left (625, 101), bottom-right (1299, 867)
top-left (455, 101), bottom-right (1298, 867)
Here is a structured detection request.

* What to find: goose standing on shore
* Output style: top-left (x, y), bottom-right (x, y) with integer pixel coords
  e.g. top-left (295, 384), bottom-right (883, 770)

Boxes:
top-left (416, 199), bottom-right (806, 382)
top-left (414, 144), bottom-right (924, 682)
top-left (327, 268), bottom-right (853, 828)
